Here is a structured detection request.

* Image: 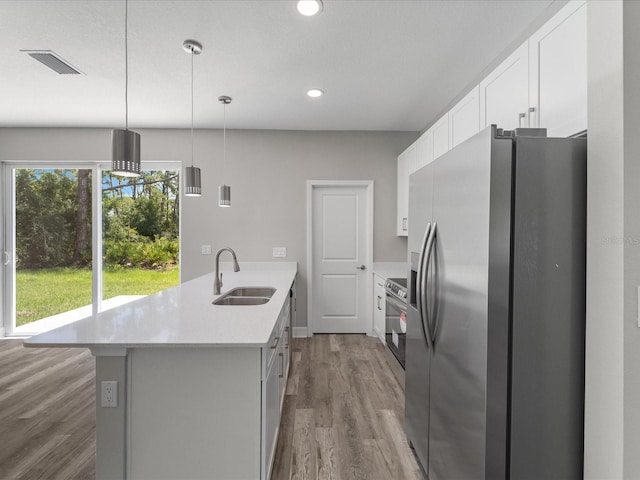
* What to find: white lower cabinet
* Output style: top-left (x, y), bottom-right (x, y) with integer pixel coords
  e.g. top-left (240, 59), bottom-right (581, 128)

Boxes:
top-left (261, 295), bottom-right (291, 479)
top-left (373, 274), bottom-right (386, 344)
top-left (263, 350), bottom-right (280, 477)
top-left (279, 322), bottom-right (290, 407)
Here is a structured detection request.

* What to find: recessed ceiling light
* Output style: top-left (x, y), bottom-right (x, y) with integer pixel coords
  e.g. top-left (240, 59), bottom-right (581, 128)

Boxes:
top-left (297, 0), bottom-right (323, 16)
top-left (307, 88), bottom-right (324, 98)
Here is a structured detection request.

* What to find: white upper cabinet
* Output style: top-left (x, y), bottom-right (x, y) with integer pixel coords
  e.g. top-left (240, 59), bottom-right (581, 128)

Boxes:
top-left (479, 0), bottom-right (586, 136)
top-left (479, 42), bottom-right (530, 131)
top-left (449, 85), bottom-right (480, 149)
top-left (432, 113), bottom-right (450, 160)
top-left (396, 0), bottom-right (586, 237)
top-left (416, 129), bottom-right (433, 171)
top-left (529, 0), bottom-right (587, 137)
top-left (397, 142), bottom-right (417, 236)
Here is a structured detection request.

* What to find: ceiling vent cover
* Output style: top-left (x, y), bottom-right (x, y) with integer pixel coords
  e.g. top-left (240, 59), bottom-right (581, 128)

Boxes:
top-left (23, 50), bottom-right (83, 75)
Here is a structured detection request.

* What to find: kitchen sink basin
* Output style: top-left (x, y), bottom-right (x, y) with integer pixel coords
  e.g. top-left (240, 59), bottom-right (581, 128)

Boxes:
top-left (212, 286), bottom-right (276, 306)
top-left (213, 296), bottom-right (270, 306)
top-left (225, 287), bottom-right (276, 298)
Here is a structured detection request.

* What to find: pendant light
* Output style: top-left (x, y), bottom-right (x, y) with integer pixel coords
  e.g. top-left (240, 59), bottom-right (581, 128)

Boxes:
top-left (218, 96), bottom-right (232, 207)
top-left (111, 0), bottom-right (141, 177)
top-left (183, 40), bottom-right (203, 196)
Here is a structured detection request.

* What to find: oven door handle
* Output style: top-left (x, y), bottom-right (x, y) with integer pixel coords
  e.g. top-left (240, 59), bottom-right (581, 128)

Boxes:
top-left (385, 292), bottom-right (407, 311)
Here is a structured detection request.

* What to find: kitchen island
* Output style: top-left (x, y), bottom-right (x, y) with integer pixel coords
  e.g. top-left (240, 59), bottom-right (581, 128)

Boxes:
top-left (24, 262), bottom-right (297, 480)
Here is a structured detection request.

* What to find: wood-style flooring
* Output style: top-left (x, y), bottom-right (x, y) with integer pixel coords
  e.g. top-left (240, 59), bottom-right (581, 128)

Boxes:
top-left (271, 334), bottom-right (424, 480)
top-left (0, 334), bottom-right (423, 480)
top-left (0, 340), bottom-right (95, 480)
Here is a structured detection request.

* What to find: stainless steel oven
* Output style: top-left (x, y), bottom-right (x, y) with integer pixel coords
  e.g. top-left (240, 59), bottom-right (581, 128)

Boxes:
top-left (385, 277), bottom-right (407, 369)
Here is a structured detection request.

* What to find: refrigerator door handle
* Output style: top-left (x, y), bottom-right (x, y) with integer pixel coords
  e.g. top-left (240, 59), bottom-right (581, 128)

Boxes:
top-left (422, 222), bottom-right (437, 348)
top-left (425, 223), bottom-right (438, 346)
top-left (416, 222), bottom-right (433, 350)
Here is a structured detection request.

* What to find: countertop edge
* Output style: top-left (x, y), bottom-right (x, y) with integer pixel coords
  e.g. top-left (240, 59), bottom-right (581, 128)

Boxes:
top-left (24, 266), bottom-right (297, 349)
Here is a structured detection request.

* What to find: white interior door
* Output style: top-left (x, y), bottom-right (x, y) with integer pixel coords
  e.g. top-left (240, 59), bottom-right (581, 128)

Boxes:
top-left (309, 182), bottom-right (372, 334)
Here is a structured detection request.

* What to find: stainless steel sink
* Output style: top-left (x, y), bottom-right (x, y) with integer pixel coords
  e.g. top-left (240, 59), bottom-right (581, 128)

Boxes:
top-left (225, 287), bottom-right (276, 298)
top-left (212, 286), bottom-right (276, 306)
top-left (213, 296), bottom-right (270, 306)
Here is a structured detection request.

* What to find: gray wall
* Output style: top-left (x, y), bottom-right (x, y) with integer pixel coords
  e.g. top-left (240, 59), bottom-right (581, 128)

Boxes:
top-left (585, 1), bottom-right (640, 478)
top-left (0, 128), bottom-right (416, 329)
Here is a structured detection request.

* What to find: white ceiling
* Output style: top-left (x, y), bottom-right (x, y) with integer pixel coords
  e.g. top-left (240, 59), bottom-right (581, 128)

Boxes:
top-left (0, 0), bottom-right (561, 131)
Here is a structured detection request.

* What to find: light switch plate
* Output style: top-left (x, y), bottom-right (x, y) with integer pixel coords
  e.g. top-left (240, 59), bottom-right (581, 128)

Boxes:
top-left (272, 247), bottom-right (287, 258)
top-left (201, 245), bottom-right (212, 255)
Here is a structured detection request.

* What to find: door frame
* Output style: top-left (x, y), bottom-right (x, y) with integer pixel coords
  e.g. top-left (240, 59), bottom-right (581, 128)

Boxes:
top-left (306, 180), bottom-right (374, 336)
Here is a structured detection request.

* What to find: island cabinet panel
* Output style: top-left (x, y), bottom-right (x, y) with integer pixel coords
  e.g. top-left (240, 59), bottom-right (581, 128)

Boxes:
top-left (261, 295), bottom-right (291, 479)
top-left (128, 347), bottom-right (262, 480)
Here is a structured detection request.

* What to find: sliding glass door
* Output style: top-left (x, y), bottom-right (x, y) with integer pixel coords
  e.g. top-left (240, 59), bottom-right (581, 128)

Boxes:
top-left (2, 162), bottom-right (180, 336)
top-left (12, 167), bottom-right (93, 330)
top-left (101, 168), bottom-right (180, 309)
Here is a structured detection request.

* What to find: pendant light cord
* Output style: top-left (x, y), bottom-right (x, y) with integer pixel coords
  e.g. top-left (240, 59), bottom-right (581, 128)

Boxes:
top-left (223, 102), bottom-right (227, 179)
top-left (190, 50), bottom-right (194, 168)
top-left (125, 0), bottom-right (129, 131)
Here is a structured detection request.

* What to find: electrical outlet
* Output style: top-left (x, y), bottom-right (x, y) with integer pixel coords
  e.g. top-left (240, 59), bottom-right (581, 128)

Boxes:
top-left (272, 247), bottom-right (287, 258)
top-left (201, 245), bottom-right (212, 255)
top-left (101, 381), bottom-right (118, 408)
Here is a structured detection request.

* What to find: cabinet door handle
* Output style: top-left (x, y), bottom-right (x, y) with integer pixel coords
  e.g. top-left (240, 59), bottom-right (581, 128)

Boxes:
top-left (279, 352), bottom-right (284, 378)
top-left (527, 107), bottom-right (536, 127)
top-left (377, 295), bottom-right (382, 311)
top-left (518, 112), bottom-right (526, 128)
top-left (402, 217), bottom-right (408, 231)
top-left (270, 336), bottom-right (280, 349)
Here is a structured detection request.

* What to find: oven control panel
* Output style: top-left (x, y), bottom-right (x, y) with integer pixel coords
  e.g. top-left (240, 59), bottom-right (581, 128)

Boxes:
top-left (384, 278), bottom-right (407, 300)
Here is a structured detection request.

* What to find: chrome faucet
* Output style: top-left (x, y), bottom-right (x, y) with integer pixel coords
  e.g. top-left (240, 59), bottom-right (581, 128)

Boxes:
top-left (214, 247), bottom-right (240, 295)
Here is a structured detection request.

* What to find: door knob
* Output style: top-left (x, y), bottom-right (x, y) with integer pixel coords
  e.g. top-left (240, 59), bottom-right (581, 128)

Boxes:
top-left (356, 265), bottom-right (366, 270)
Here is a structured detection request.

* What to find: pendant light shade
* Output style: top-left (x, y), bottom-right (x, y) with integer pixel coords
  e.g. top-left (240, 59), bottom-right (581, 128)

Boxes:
top-left (218, 95), bottom-right (232, 207)
top-left (218, 184), bottom-right (231, 207)
top-left (111, 0), bottom-right (141, 177)
top-left (183, 39), bottom-right (203, 197)
top-left (112, 129), bottom-right (141, 177)
top-left (184, 165), bottom-right (202, 196)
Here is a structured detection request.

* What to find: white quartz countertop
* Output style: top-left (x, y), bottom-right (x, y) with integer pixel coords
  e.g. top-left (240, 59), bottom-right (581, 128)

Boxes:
top-left (24, 263), bottom-right (297, 349)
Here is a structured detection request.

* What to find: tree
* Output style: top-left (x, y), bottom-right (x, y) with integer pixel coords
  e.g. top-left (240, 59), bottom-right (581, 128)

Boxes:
top-left (14, 168), bottom-right (180, 270)
top-left (71, 169), bottom-right (91, 265)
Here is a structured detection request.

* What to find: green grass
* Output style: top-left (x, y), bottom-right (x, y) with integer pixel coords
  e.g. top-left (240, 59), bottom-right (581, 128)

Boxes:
top-left (16, 267), bottom-right (179, 326)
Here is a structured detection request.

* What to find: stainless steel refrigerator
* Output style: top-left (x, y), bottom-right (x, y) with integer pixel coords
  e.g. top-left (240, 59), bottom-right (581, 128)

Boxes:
top-left (405, 125), bottom-right (586, 480)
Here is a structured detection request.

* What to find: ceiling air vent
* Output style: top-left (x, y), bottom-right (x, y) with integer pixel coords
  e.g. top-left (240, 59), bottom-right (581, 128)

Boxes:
top-left (22, 50), bottom-right (83, 75)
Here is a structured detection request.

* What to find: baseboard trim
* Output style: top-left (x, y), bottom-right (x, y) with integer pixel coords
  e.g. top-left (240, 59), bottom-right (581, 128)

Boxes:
top-left (372, 326), bottom-right (385, 344)
top-left (293, 326), bottom-right (309, 338)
